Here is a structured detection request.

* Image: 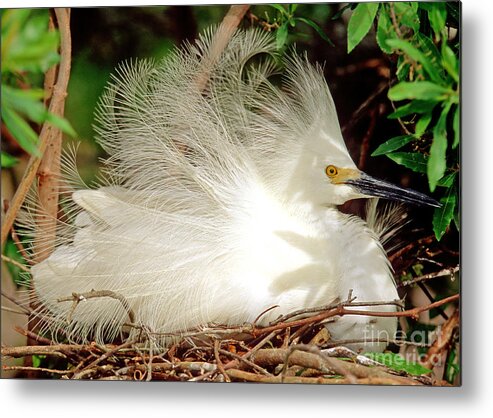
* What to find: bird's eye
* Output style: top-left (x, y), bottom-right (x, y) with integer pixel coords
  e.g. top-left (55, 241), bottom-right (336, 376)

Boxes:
top-left (325, 165), bottom-right (338, 177)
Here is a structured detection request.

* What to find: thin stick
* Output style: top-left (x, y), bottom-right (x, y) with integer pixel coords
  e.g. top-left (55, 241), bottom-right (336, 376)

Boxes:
top-left (194, 4), bottom-right (250, 91)
top-left (71, 339), bottom-right (136, 379)
top-left (421, 308), bottom-right (460, 369)
top-left (213, 340), bottom-right (231, 382)
top-left (398, 266), bottom-right (459, 288)
top-left (256, 294), bottom-right (459, 335)
top-left (57, 289), bottom-right (136, 325)
top-left (2, 365), bottom-right (70, 375)
top-left (1, 291), bottom-right (30, 315)
top-left (1, 254), bottom-right (30, 272)
top-left (1, 8), bottom-right (72, 246)
top-left (10, 227), bottom-right (34, 265)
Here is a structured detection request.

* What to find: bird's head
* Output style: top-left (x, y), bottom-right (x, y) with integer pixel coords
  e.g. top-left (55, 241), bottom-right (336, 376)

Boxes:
top-left (285, 127), bottom-right (440, 209)
top-left (322, 163), bottom-right (440, 207)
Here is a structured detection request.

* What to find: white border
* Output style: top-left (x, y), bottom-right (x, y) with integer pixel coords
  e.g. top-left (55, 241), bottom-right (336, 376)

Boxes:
top-left (2, 0), bottom-right (493, 416)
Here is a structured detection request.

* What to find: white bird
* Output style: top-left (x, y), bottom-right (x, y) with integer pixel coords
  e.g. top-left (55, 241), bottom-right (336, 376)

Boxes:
top-left (25, 28), bottom-right (438, 352)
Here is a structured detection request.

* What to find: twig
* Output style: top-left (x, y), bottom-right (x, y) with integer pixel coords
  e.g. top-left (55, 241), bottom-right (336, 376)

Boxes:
top-left (218, 348), bottom-right (272, 376)
top-left (418, 282), bottom-right (449, 320)
top-left (225, 368), bottom-right (348, 384)
top-left (1, 344), bottom-right (83, 358)
top-left (1, 291), bottom-right (30, 315)
top-left (194, 5), bottom-right (250, 91)
top-left (255, 294), bottom-right (459, 335)
top-left (56, 289), bottom-right (136, 325)
top-left (1, 8), bottom-right (72, 246)
top-left (341, 82), bottom-right (387, 135)
top-left (2, 306), bottom-right (28, 315)
top-left (2, 365), bottom-right (70, 375)
top-left (280, 344), bottom-right (358, 384)
top-left (71, 339), bottom-right (136, 379)
top-left (251, 348), bottom-right (423, 385)
top-left (10, 227), bottom-right (34, 265)
top-left (398, 266), bottom-right (459, 288)
top-left (14, 326), bottom-right (53, 345)
top-left (389, 3), bottom-right (403, 38)
top-left (421, 308), bottom-right (460, 369)
top-left (323, 338), bottom-right (430, 348)
top-left (358, 107), bottom-right (378, 171)
top-left (1, 254), bottom-right (30, 272)
top-left (389, 234), bottom-right (435, 263)
top-left (213, 340), bottom-right (231, 382)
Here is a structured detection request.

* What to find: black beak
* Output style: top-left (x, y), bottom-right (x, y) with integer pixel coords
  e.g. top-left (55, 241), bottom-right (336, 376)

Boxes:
top-left (345, 173), bottom-right (441, 208)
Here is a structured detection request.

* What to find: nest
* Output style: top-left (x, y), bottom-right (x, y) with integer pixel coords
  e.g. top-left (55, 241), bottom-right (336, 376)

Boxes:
top-left (2, 292), bottom-right (459, 385)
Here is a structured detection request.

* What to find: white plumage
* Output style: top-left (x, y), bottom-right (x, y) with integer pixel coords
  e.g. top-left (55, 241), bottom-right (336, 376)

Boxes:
top-left (25, 27), bottom-right (436, 351)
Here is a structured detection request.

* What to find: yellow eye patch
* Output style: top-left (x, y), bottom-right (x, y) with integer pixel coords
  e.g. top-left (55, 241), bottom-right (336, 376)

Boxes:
top-left (325, 166), bottom-right (361, 183)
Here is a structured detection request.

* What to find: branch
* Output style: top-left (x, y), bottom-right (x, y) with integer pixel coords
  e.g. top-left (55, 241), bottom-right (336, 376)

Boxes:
top-left (34, 8), bottom-right (72, 263)
top-left (56, 289), bottom-right (136, 325)
top-left (254, 294), bottom-right (459, 335)
top-left (1, 8), bottom-right (72, 246)
top-left (398, 266), bottom-right (459, 288)
top-left (1, 344), bottom-right (83, 358)
top-left (250, 348), bottom-right (423, 385)
top-left (421, 308), bottom-right (460, 369)
top-left (194, 4), bottom-right (250, 91)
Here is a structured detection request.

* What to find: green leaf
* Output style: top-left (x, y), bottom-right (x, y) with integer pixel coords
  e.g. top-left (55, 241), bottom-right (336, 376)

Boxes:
top-left (415, 33), bottom-right (443, 74)
top-left (371, 135), bottom-right (415, 156)
top-left (453, 205), bottom-right (460, 232)
top-left (452, 105), bottom-right (460, 149)
top-left (428, 2), bottom-right (447, 40)
top-left (2, 85), bottom-right (47, 123)
top-left (386, 152), bottom-right (428, 173)
top-left (1, 151), bottom-right (19, 168)
top-left (396, 55), bottom-right (411, 81)
top-left (3, 239), bottom-right (28, 285)
top-left (364, 352), bottom-right (432, 376)
top-left (2, 85), bottom-right (76, 137)
top-left (331, 3), bottom-right (355, 21)
top-left (295, 17), bottom-right (334, 46)
top-left (415, 112), bottom-right (433, 138)
top-left (45, 112), bottom-right (77, 137)
top-left (442, 43), bottom-right (459, 83)
top-left (276, 23), bottom-right (289, 50)
top-left (386, 38), bottom-right (441, 83)
top-left (428, 103), bottom-right (452, 191)
top-left (433, 187), bottom-right (457, 240)
top-left (388, 81), bottom-right (451, 102)
top-left (1, 105), bottom-right (41, 157)
top-left (388, 100), bottom-right (436, 119)
top-left (437, 172), bottom-right (457, 188)
top-left (270, 4), bottom-right (288, 16)
top-left (347, 2), bottom-right (379, 53)
top-left (445, 348), bottom-right (460, 384)
top-left (288, 4), bottom-right (298, 15)
top-left (394, 2), bottom-right (420, 32)
top-left (3, 20), bottom-right (60, 73)
top-left (376, 6), bottom-right (396, 54)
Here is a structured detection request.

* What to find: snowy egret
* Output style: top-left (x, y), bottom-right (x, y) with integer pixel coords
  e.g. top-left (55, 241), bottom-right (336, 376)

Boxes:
top-left (26, 28), bottom-right (438, 352)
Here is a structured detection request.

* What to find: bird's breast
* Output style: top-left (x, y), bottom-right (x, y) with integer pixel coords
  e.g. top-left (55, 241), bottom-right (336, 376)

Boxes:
top-left (229, 189), bottom-right (341, 322)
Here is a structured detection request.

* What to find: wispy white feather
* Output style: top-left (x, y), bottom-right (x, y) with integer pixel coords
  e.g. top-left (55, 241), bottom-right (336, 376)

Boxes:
top-left (21, 27), bottom-right (400, 350)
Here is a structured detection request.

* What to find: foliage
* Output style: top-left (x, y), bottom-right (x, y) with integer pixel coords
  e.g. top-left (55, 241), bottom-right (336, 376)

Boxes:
top-left (346, 2), bottom-right (459, 241)
top-left (1, 9), bottom-right (76, 166)
top-left (3, 239), bottom-right (29, 286)
top-left (260, 4), bottom-right (333, 50)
